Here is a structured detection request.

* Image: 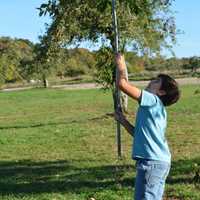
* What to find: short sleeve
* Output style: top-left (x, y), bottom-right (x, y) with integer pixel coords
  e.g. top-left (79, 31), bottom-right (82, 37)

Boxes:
top-left (140, 90), bottom-right (157, 107)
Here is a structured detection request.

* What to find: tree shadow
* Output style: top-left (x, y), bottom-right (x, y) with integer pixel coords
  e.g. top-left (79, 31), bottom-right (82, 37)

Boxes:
top-left (0, 159), bottom-right (134, 195)
top-left (167, 157), bottom-right (200, 185)
top-left (0, 113), bottom-right (113, 130)
top-left (0, 157), bottom-right (199, 196)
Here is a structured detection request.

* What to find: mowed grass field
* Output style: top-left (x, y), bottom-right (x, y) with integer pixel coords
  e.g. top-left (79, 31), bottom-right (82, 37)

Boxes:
top-left (0, 85), bottom-right (200, 200)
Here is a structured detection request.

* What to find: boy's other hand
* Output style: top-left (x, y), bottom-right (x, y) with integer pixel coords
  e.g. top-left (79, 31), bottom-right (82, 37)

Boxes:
top-left (114, 111), bottom-right (126, 123)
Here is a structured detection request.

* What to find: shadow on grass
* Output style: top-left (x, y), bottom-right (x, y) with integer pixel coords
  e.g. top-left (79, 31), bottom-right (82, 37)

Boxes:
top-left (168, 157), bottom-right (200, 185)
top-left (0, 113), bottom-right (113, 130)
top-left (0, 159), bottom-right (134, 195)
top-left (0, 157), bottom-right (199, 195)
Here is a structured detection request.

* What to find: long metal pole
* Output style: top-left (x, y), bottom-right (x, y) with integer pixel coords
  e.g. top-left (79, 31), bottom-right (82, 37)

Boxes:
top-left (112, 0), bottom-right (122, 158)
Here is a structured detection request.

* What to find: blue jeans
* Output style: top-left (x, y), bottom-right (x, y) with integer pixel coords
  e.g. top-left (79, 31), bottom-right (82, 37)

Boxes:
top-left (134, 159), bottom-right (170, 200)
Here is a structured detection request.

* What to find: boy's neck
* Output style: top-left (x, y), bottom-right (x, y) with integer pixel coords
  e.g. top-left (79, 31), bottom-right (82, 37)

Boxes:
top-left (145, 88), bottom-right (158, 96)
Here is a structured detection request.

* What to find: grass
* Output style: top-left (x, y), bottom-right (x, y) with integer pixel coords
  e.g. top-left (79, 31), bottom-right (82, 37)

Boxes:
top-left (0, 85), bottom-right (200, 199)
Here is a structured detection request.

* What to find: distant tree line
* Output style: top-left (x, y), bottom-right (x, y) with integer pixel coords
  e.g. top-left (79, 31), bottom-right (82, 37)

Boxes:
top-left (0, 36), bottom-right (200, 85)
top-left (0, 37), bottom-right (34, 84)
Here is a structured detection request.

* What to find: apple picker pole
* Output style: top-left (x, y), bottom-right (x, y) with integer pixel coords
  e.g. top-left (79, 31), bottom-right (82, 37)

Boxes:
top-left (112, 0), bottom-right (122, 158)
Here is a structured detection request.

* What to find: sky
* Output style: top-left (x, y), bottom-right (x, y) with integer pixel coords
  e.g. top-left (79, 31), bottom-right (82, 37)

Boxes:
top-left (0, 0), bottom-right (200, 58)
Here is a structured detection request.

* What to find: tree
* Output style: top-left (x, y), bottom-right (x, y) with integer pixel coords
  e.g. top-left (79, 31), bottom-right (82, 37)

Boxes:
top-left (38, 0), bottom-right (177, 101)
top-left (64, 48), bottom-right (96, 77)
top-left (0, 37), bottom-right (34, 85)
top-left (181, 56), bottom-right (200, 73)
top-left (189, 56), bottom-right (200, 73)
top-left (37, 0), bottom-right (177, 158)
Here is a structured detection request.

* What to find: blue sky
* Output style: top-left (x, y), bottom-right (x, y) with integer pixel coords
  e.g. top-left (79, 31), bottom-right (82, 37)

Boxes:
top-left (0, 0), bottom-right (199, 58)
top-left (171, 0), bottom-right (200, 58)
top-left (0, 0), bottom-right (49, 43)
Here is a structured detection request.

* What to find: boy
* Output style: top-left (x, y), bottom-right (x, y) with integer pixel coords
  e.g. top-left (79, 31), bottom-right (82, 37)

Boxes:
top-left (114, 54), bottom-right (180, 200)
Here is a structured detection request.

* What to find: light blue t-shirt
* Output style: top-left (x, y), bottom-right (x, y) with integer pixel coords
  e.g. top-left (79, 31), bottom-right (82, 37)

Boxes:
top-left (132, 90), bottom-right (171, 163)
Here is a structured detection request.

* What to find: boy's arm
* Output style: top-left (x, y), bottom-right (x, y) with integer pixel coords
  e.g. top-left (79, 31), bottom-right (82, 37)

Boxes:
top-left (115, 54), bottom-right (141, 102)
top-left (114, 112), bottom-right (135, 137)
top-left (121, 118), bottom-right (135, 137)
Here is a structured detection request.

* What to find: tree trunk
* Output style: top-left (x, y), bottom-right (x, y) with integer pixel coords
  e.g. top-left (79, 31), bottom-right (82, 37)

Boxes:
top-left (192, 66), bottom-right (197, 73)
top-left (42, 74), bottom-right (49, 88)
top-left (120, 66), bottom-right (128, 113)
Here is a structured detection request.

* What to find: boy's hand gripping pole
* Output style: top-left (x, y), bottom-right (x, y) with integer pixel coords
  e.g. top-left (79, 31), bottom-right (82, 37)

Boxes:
top-left (112, 0), bottom-right (122, 158)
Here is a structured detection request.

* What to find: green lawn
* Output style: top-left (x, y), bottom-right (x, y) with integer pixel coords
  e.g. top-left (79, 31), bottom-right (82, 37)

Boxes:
top-left (0, 85), bottom-right (200, 200)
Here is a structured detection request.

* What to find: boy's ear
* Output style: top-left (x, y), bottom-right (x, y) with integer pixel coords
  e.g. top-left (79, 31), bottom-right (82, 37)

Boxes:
top-left (158, 90), bottom-right (166, 96)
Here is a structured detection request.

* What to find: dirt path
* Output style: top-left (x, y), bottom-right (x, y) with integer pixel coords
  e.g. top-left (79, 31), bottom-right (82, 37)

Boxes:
top-left (53, 77), bottom-right (200, 90)
top-left (1, 77), bottom-right (200, 92)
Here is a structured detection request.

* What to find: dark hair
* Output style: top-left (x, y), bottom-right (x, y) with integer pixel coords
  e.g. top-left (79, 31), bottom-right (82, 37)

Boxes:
top-left (157, 74), bottom-right (180, 106)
